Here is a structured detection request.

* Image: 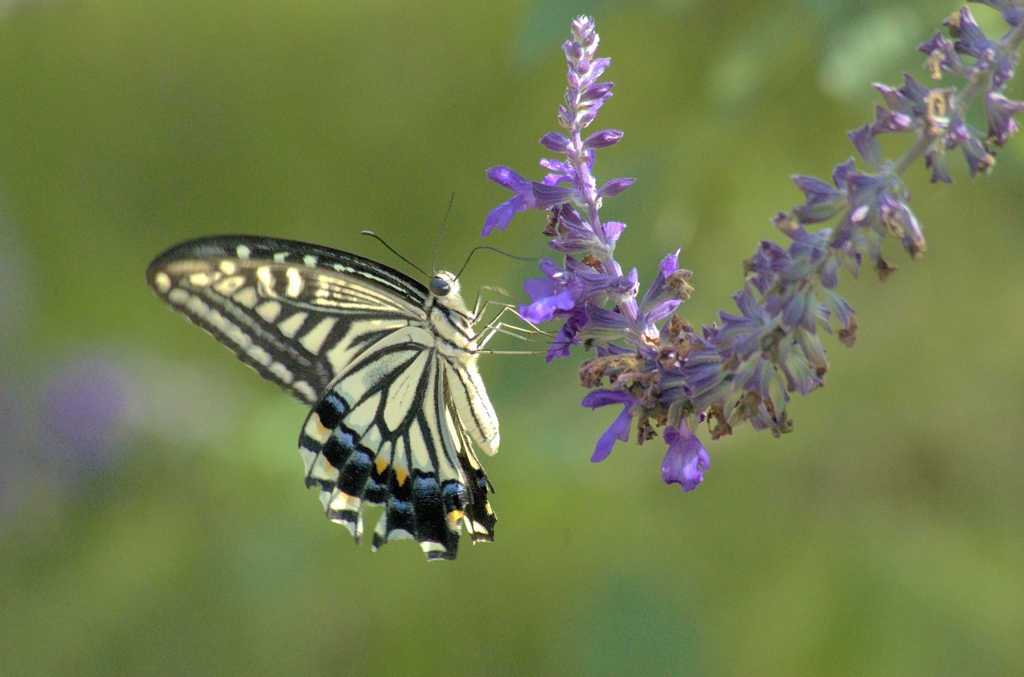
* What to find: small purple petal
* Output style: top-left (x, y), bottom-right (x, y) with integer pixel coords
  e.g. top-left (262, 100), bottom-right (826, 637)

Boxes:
top-left (486, 166), bottom-right (533, 197)
top-left (646, 299), bottom-right (681, 324)
top-left (519, 289), bottom-right (575, 324)
top-left (581, 389), bottom-right (637, 409)
top-left (596, 177), bottom-right (635, 198)
top-left (659, 251), bottom-right (679, 277)
top-left (482, 196), bottom-right (525, 236)
top-left (546, 306), bottom-right (587, 361)
top-left (661, 426), bottom-right (710, 492)
top-left (591, 408), bottom-right (632, 462)
top-left (523, 276), bottom-right (556, 302)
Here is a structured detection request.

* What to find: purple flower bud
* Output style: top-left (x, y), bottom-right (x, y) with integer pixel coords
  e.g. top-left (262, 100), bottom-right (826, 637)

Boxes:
top-left (563, 40), bottom-right (584, 64)
top-left (580, 82), bottom-right (613, 103)
top-left (577, 108), bottom-right (598, 128)
top-left (984, 92), bottom-right (1024, 146)
top-left (661, 426), bottom-right (710, 492)
top-left (925, 150), bottom-right (953, 184)
top-left (917, 31), bottom-right (964, 76)
top-left (597, 177), bottom-right (634, 198)
top-left (583, 129), bottom-right (623, 149)
top-left (848, 125), bottom-right (882, 169)
top-left (790, 175), bottom-right (846, 224)
top-left (870, 104), bottom-right (916, 135)
top-left (602, 221), bottom-right (626, 242)
top-left (533, 182), bottom-right (576, 209)
top-left (832, 158), bottom-right (857, 191)
top-left (540, 132), bottom-right (571, 152)
top-left (971, 0), bottom-right (1024, 27)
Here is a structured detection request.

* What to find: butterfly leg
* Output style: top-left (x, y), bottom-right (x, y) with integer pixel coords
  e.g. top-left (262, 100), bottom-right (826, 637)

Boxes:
top-left (475, 304), bottom-right (550, 349)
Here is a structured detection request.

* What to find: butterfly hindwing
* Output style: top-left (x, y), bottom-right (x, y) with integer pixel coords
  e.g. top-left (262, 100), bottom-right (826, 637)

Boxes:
top-left (148, 235), bottom-right (499, 560)
top-left (297, 325), bottom-right (496, 561)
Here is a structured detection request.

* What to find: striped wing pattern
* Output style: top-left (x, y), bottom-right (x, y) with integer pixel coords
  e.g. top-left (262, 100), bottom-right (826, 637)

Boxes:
top-left (147, 235), bottom-right (498, 560)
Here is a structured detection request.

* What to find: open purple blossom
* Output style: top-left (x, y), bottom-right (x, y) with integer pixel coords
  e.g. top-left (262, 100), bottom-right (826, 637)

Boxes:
top-left (483, 10), bottom-right (1024, 493)
top-left (661, 426), bottom-right (710, 492)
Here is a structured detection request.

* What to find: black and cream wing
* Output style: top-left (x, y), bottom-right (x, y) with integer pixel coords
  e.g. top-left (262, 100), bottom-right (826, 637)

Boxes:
top-left (297, 325), bottom-right (496, 561)
top-left (146, 235), bottom-right (428, 404)
top-left (147, 234), bottom-right (500, 561)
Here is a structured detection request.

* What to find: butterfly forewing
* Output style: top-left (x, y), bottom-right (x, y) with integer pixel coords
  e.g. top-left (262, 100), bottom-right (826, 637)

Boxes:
top-left (148, 235), bottom-right (499, 560)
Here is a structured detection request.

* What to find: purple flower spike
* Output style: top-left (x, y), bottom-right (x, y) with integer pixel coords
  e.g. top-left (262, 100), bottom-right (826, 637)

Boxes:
top-left (661, 426), bottom-right (710, 492)
top-left (581, 389), bottom-right (638, 462)
top-left (481, 10), bottom-right (1020, 497)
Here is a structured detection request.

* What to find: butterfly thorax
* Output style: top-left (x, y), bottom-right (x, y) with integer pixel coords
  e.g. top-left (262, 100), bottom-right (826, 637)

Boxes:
top-left (420, 272), bottom-right (480, 364)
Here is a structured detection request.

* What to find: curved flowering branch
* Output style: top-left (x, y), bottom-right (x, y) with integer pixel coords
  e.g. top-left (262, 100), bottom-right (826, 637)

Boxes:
top-left (483, 7), bottom-right (1024, 492)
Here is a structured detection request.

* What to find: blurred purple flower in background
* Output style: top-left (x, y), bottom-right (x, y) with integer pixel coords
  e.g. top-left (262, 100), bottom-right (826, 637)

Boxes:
top-left (43, 358), bottom-right (133, 469)
top-left (483, 10), bottom-right (1024, 493)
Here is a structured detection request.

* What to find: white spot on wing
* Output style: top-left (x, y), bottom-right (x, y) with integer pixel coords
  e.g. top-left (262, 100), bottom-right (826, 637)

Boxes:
top-left (408, 422), bottom-right (431, 472)
top-left (247, 345), bottom-right (272, 366)
top-left (383, 352), bottom-right (429, 431)
top-left (189, 272), bottom-right (214, 287)
top-left (256, 300), bottom-right (282, 322)
top-left (256, 266), bottom-right (275, 294)
top-left (303, 255), bottom-right (317, 267)
top-left (346, 393), bottom-right (380, 434)
top-left (294, 380), bottom-right (317, 401)
top-left (167, 289), bottom-right (189, 305)
top-left (154, 272), bottom-right (171, 293)
top-left (236, 245), bottom-right (251, 259)
top-left (285, 268), bottom-right (304, 297)
top-left (213, 275), bottom-right (245, 295)
top-left (299, 317), bottom-right (338, 354)
top-left (232, 286), bottom-right (259, 308)
top-left (277, 312), bottom-right (307, 338)
top-left (273, 252), bottom-right (288, 263)
top-left (219, 260), bottom-right (237, 275)
top-left (269, 362), bottom-right (293, 384)
top-left (304, 413), bottom-right (332, 443)
top-left (298, 446), bottom-right (317, 474)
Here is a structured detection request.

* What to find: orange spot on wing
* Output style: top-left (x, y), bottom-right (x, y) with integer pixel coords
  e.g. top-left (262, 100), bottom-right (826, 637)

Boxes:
top-left (374, 457), bottom-right (388, 475)
top-left (395, 468), bottom-right (409, 487)
top-left (446, 510), bottom-right (465, 531)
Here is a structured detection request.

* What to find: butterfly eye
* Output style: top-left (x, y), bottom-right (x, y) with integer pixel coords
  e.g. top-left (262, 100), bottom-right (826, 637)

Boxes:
top-left (429, 276), bottom-right (451, 297)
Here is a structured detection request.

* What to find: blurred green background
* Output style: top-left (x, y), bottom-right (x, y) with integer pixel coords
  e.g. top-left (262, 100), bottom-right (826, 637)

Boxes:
top-left (0, 0), bottom-right (1022, 675)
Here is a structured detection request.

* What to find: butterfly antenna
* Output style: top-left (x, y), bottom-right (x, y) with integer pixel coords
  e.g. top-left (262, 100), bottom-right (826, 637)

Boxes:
top-left (360, 231), bottom-right (430, 279)
top-left (455, 245), bottom-right (535, 280)
top-left (431, 192), bottom-right (456, 275)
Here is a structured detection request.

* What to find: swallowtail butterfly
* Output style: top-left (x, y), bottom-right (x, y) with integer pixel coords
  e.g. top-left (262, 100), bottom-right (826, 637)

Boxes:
top-left (147, 235), bottom-right (499, 560)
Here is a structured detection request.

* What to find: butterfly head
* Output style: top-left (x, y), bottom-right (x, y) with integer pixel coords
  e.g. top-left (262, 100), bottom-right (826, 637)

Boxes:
top-left (429, 272), bottom-right (458, 298)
